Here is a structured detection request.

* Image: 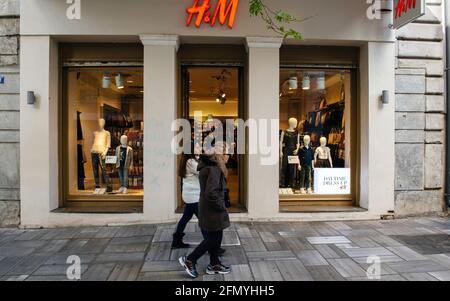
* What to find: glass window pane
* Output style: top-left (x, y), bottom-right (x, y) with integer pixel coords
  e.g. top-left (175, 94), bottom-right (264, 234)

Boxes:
top-left (66, 67), bottom-right (144, 198)
top-left (279, 69), bottom-right (352, 196)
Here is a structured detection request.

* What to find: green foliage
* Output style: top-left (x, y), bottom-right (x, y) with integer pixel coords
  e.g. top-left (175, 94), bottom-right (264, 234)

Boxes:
top-left (249, 0), bottom-right (263, 16)
top-left (249, 0), bottom-right (308, 40)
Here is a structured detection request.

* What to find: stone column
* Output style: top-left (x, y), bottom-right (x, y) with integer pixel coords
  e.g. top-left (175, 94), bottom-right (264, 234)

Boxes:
top-left (0, 0), bottom-right (20, 226)
top-left (245, 37), bottom-right (282, 219)
top-left (140, 35), bottom-right (179, 222)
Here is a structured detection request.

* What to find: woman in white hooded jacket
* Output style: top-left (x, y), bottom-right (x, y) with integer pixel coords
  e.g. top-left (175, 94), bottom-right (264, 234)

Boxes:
top-left (172, 143), bottom-right (206, 249)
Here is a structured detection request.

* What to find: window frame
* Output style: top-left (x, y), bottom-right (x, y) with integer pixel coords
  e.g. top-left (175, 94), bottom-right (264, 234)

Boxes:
top-left (278, 65), bottom-right (358, 206)
top-left (61, 65), bottom-right (145, 206)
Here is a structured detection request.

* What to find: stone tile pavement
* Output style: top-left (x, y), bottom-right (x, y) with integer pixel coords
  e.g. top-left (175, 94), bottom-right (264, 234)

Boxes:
top-left (0, 217), bottom-right (449, 281)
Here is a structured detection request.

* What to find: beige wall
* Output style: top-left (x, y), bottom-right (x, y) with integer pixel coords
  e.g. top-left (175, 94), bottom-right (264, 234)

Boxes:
top-left (21, 0), bottom-right (394, 43)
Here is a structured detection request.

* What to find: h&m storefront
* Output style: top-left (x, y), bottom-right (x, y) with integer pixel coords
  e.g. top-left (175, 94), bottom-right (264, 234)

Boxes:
top-left (20, 0), bottom-right (395, 227)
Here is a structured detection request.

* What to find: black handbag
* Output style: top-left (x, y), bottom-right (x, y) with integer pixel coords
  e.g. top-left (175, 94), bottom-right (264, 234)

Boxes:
top-left (224, 189), bottom-right (231, 208)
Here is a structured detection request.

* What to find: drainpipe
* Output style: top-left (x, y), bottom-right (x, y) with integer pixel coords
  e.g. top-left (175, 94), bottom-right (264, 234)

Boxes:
top-left (445, 1), bottom-right (450, 211)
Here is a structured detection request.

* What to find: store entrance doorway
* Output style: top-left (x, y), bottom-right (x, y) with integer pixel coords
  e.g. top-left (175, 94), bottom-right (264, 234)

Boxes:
top-left (179, 66), bottom-right (246, 213)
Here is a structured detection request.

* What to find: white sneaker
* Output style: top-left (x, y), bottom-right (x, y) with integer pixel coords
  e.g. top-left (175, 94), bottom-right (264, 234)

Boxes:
top-left (300, 188), bottom-right (306, 194)
top-left (122, 188), bottom-right (128, 194)
top-left (93, 188), bottom-right (100, 195)
top-left (98, 188), bottom-right (106, 195)
top-left (118, 187), bottom-right (124, 193)
top-left (307, 188), bottom-right (313, 194)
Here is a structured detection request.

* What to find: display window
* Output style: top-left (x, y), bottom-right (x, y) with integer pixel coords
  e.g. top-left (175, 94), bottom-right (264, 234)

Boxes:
top-left (63, 67), bottom-right (144, 202)
top-left (279, 68), bottom-right (354, 200)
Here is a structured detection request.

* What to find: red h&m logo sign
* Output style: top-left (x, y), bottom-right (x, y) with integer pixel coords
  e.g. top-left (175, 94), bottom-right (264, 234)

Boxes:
top-left (395, 0), bottom-right (417, 19)
top-left (186, 0), bottom-right (239, 29)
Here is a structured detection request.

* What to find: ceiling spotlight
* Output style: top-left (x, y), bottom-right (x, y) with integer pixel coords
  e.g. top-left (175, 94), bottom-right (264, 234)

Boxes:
top-left (102, 75), bottom-right (111, 89)
top-left (316, 73), bottom-right (326, 90)
top-left (288, 76), bottom-right (298, 90)
top-left (216, 91), bottom-right (227, 105)
top-left (302, 74), bottom-right (311, 90)
top-left (127, 80), bottom-right (134, 84)
top-left (115, 74), bottom-right (124, 89)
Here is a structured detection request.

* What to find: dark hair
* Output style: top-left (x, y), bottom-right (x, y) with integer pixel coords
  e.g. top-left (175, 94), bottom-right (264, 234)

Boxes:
top-left (178, 142), bottom-right (199, 178)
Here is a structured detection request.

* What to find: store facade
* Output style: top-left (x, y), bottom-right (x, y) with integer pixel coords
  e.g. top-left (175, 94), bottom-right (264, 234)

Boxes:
top-left (19, 0), bottom-right (395, 227)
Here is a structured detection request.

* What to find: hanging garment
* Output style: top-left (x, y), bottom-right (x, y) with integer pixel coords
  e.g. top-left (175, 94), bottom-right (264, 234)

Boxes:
top-left (76, 111), bottom-right (86, 190)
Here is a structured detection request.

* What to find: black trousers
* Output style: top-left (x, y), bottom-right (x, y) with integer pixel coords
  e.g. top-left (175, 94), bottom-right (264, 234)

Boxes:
top-left (187, 230), bottom-right (223, 266)
top-left (91, 153), bottom-right (111, 191)
top-left (174, 203), bottom-right (207, 239)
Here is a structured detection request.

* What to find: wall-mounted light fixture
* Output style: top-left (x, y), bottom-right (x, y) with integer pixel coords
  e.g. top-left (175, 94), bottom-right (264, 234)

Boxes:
top-left (381, 90), bottom-right (390, 105)
top-left (27, 91), bottom-right (36, 105)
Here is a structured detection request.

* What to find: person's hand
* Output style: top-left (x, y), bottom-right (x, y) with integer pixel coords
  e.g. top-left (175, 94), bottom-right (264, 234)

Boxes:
top-left (280, 152), bottom-right (283, 159)
top-left (298, 165), bottom-right (302, 171)
top-left (293, 149), bottom-right (299, 155)
top-left (101, 151), bottom-right (107, 160)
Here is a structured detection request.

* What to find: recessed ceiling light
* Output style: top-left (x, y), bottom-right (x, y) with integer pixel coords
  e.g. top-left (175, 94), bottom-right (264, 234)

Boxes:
top-left (189, 90), bottom-right (196, 93)
top-left (127, 80), bottom-right (134, 84)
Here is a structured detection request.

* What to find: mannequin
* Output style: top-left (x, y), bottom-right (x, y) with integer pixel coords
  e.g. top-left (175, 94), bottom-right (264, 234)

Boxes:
top-left (280, 118), bottom-right (300, 188)
top-left (91, 118), bottom-right (111, 194)
top-left (115, 135), bottom-right (134, 194)
top-left (314, 137), bottom-right (333, 168)
top-left (298, 135), bottom-right (314, 194)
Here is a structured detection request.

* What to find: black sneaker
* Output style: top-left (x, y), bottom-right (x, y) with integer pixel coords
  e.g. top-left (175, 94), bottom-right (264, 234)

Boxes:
top-left (179, 256), bottom-right (198, 278)
top-left (206, 263), bottom-right (231, 275)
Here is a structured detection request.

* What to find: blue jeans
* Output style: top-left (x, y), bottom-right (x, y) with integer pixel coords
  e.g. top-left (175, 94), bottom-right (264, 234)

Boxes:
top-left (175, 203), bottom-right (207, 239)
top-left (118, 165), bottom-right (128, 188)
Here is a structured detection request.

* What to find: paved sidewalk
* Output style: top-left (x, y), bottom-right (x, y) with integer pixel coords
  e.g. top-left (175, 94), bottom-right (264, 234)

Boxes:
top-left (0, 217), bottom-right (449, 281)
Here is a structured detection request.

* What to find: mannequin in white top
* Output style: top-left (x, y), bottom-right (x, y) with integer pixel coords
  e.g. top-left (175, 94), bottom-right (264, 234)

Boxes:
top-left (91, 118), bottom-right (111, 159)
top-left (314, 137), bottom-right (333, 168)
top-left (91, 118), bottom-right (111, 194)
top-left (280, 118), bottom-right (300, 188)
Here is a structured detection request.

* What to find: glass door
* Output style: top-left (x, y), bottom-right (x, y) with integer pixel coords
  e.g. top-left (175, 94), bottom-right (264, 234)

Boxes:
top-left (180, 66), bottom-right (245, 212)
